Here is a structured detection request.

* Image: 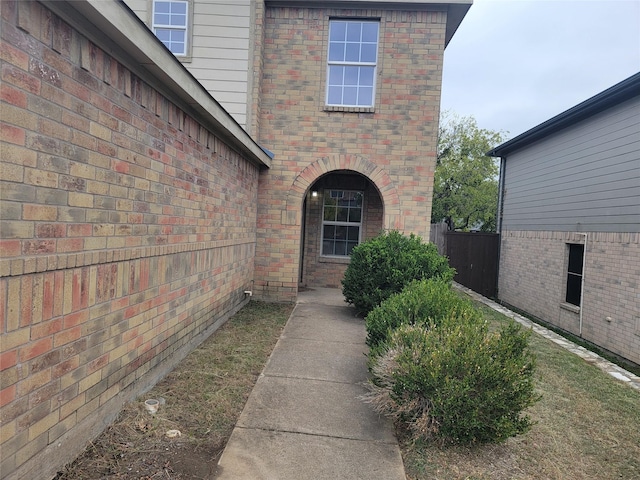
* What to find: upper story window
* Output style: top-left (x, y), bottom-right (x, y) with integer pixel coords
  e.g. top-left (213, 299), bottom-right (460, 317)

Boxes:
top-left (153, 1), bottom-right (189, 57)
top-left (326, 20), bottom-right (379, 108)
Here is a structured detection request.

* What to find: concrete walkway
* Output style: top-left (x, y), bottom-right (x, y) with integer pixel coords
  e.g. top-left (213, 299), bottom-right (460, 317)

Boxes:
top-left (214, 288), bottom-right (406, 480)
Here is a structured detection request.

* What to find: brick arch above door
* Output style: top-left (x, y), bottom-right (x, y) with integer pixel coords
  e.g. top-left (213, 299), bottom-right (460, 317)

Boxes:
top-left (281, 154), bottom-right (403, 230)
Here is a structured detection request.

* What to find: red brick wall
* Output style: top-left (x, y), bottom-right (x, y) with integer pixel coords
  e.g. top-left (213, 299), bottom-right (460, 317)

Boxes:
top-left (253, 5), bottom-right (445, 300)
top-left (0, 2), bottom-right (260, 478)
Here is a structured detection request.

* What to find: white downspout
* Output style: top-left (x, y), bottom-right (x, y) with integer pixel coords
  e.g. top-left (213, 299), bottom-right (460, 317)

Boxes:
top-left (577, 232), bottom-right (588, 336)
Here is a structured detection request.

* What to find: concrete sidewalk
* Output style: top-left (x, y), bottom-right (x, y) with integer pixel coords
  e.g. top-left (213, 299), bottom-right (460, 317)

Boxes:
top-left (214, 288), bottom-right (406, 480)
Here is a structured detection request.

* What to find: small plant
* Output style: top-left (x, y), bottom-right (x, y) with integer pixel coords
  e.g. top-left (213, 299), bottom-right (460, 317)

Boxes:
top-left (342, 231), bottom-right (454, 314)
top-left (365, 313), bottom-right (538, 445)
top-left (365, 278), bottom-right (480, 357)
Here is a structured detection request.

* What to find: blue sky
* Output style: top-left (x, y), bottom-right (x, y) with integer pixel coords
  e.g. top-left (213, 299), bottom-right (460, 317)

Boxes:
top-left (440, 0), bottom-right (640, 140)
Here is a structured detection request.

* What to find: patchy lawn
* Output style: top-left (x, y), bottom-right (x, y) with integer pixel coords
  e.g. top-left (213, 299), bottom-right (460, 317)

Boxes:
top-left (56, 301), bottom-right (293, 480)
top-left (55, 296), bottom-right (640, 480)
top-left (400, 301), bottom-right (640, 480)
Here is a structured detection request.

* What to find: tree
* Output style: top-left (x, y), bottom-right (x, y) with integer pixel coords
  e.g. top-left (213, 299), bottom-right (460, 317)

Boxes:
top-left (431, 112), bottom-right (506, 232)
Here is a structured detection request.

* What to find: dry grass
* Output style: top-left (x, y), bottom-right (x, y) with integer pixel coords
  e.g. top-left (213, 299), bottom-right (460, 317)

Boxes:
top-left (56, 301), bottom-right (293, 480)
top-left (54, 296), bottom-right (640, 479)
top-left (401, 301), bottom-right (640, 480)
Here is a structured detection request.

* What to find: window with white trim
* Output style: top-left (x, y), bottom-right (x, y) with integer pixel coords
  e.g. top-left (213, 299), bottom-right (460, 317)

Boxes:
top-left (565, 243), bottom-right (584, 306)
top-left (326, 20), bottom-right (379, 108)
top-left (152, 1), bottom-right (189, 56)
top-left (322, 190), bottom-right (363, 256)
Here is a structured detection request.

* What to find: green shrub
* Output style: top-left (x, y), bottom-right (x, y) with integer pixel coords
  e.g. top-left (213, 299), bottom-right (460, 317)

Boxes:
top-left (365, 279), bottom-right (480, 357)
top-left (341, 231), bottom-right (454, 314)
top-left (365, 314), bottom-right (538, 445)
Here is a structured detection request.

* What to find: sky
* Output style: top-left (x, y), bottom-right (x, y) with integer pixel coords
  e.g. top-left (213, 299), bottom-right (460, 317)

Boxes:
top-left (440, 0), bottom-right (640, 141)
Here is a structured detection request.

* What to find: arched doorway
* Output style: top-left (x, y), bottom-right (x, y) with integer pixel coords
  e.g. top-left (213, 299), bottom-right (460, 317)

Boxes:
top-left (299, 171), bottom-right (384, 288)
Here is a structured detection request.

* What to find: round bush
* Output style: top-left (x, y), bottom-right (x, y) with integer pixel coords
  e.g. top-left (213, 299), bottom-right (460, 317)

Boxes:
top-left (365, 315), bottom-right (538, 445)
top-left (341, 231), bottom-right (454, 315)
top-left (365, 278), bottom-right (480, 355)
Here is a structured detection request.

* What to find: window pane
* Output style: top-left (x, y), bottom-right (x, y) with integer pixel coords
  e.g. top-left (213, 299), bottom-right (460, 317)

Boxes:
top-left (348, 208), bottom-right (361, 223)
top-left (171, 14), bottom-right (186, 26)
top-left (346, 241), bottom-right (358, 255)
top-left (155, 1), bottom-right (170, 13)
top-left (329, 43), bottom-right (345, 62)
top-left (171, 2), bottom-right (186, 14)
top-left (336, 207), bottom-right (348, 222)
top-left (335, 226), bottom-right (347, 239)
top-left (343, 87), bottom-right (357, 105)
top-left (170, 30), bottom-right (185, 42)
top-left (347, 226), bottom-right (359, 240)
top-left (344, 66), bottom-right (359, 85)
top-left (322, 240), bottom-right (334, 256)
top-left (155, 13), bottom-right (170, 24)
top-left (345, 43), bottom-right (360, 62)
top-left (361, 43), bottom-right (377, 63)
top-left (155, 29), bottom-right (170, 41)
top-left (361, 22), bottom-right (378, 42)
top-left (324, 206), bottom-right (336, 221)
top-left (330, 21), bottom-right (346, 41)
top-left (346, 22), bottom-right (361, 41)
top-left (327, 87), bottom-right (342, 105)
top-left (334, 241), bottom-right (347, 256)
top-left (323, 225), bottom-right (336, 239)
top-left (358, 87), bottom-right (373, 106)
top-left (566, 274), bottom-right (582, 306)
top-left (328, 66), bottom-right (343, 85)
top-left (568, 244), bottom-right (584, 274)
top-left (359, 67), bottom-right (374, 86)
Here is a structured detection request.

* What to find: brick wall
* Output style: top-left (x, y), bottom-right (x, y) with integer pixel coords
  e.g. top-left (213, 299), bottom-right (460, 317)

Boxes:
top-left (0, 2), bottom-right (261, 478)
top-left (252, 6), bottom-right (445, 300)
top-left (498, 230), bottom-right (640, 365)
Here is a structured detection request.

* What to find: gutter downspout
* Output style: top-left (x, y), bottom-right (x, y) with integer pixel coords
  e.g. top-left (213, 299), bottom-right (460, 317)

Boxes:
top-left (577, 232), bottom-right (588, 336)
top-left (495, 156), bottom-right (506, 297)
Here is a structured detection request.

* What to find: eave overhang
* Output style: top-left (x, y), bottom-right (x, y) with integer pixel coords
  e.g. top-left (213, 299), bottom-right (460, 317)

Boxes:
top-left (41, 0), bottom-right (272, 169)
top-left (265, 0), bottom-right (473, 48)
top-left (488, 72), bottom-right (640, 158)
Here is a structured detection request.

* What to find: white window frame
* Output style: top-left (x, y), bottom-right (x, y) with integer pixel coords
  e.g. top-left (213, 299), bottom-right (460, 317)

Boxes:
top-left (326, 20), bottom-right (379, 109)
top-left (152, 0), bottom-right (190, 58)
top-left (321, 190), bottom-right (363, 257)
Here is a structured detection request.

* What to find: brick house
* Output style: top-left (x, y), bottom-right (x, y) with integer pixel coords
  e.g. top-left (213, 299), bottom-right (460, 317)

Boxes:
top-left (125, 0), bottom-right (472, 299)
top-left (0, 0), bottom-right (469, 478)
top-left (488, 72), bottom-right (640, 366)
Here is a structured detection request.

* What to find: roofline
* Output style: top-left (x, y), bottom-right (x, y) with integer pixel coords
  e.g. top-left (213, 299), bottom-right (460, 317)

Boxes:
top-left (42, 0), bottom-right (272, 168)
top-left (265, 0), bottom-right (473, 48)
top-left (487, 72), bottom-right (640, 157)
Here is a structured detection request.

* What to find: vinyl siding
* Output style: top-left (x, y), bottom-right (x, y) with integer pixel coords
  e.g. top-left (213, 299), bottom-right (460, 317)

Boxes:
top-left (123, 0), bottom-right (252, 128)
top-left (501, 96), bottom-right (640, 233)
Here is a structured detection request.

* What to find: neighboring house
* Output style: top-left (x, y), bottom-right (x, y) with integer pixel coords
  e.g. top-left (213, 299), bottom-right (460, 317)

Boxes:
top-left (488, 73), bottom-right (640, 366)
top-left (0, 0), bottom-right (469, 478)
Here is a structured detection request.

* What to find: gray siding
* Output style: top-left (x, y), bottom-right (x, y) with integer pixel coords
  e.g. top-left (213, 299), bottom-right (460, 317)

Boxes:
top-left (501, 96), bottom-right (640, 233)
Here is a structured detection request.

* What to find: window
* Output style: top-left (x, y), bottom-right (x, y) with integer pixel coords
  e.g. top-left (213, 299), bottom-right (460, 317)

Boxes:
top-left (152, 1), bottom-right (189, 56)
top-left (326, 20), bottom-right (379, 108)
top-left (565, 243), bottom-right (584, 306)
top-left (322, 190), bottom-right (363, 256)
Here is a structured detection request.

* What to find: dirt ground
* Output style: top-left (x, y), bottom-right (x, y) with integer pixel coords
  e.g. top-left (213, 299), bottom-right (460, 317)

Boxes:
top-left (55, 302), bottom-right (294, 480)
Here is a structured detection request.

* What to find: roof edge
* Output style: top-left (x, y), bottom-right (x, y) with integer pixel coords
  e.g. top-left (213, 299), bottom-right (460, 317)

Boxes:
top-left (265, 0), bottom-right (472, 48)
top-left (487, 72), bottom-right (640, 157)
top-left (42, 0), bottom-right (272, 168)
